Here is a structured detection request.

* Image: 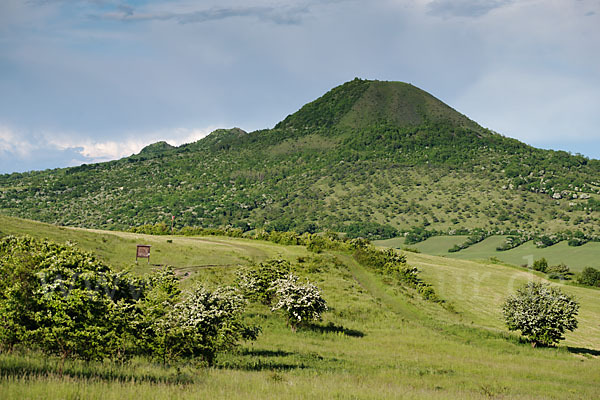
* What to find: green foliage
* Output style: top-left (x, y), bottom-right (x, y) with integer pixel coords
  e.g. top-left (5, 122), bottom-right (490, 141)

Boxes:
top-left (157, 286), bottom-right (259, 366)
top-left (339, 222), bottom-right (399, 240)
top-left (1, 80), bottom-right (598, 241)
top-left (271, 274), bottom-right (328, 332)
top-left (496, 235), bottom-right (530, 251)
top-left (448, 229), bottom-right (490, 253)
top-left (275, 78), bottom-right (371, 130)
top-left (502, 282), bottom-right (579, 347)
top-left (532, 258), bottom-right (548, 272)
top-left (0, 235), bottom-right (142, 361)
top-left (401, 246), bottom-right (420, 253)
top-left (236, 259), bottom-right (291, 304)
top-left (352, 243), bottom-right (442, 303)
top-left (577, 267), bottom-right (600, 287)
top-left (0, 235), bottom-right (259, 365)
top-left (404, 227), bottom-right (435, 245)
top-left (547, 263), bottom-right (571, 280)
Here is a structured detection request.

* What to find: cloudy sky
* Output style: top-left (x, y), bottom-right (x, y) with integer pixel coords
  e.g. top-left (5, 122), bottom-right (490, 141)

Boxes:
top-left (1, 0), bottom-right (599, 173)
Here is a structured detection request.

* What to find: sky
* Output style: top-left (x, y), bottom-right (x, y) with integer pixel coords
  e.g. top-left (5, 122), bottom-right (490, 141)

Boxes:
top-left (1, 0), bottom-right (599, 173)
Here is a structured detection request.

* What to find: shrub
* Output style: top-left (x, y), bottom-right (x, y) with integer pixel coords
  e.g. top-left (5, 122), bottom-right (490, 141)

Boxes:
top-left (577, 267), bottom-right (600, 287)
top-left (547, 263), bottom-right (571, 280)
top-left (502, 282), bottom-right (579, 347)
top-left (401, 246), bottom-right (420, 253)
top-left (158, 286), bottom-right (259, 366)
top-left (271, 274), bottom-right (327, 332)
top-left (0, 235), bottom-right (143, 362)
top-left (0, 235), bottom-right (260, 366)
top-left (532, 258), bottom-right (548, 273)
top-left (236, 259), bottom-right (291, 304)
top-left (352, 244), bottom-right (442, 303)
top-left (404, 227), bottom-right (434, 245)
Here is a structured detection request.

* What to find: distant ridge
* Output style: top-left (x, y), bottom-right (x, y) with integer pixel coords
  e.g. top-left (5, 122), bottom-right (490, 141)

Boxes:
top-left (138, 141), bottom-right (175, 155)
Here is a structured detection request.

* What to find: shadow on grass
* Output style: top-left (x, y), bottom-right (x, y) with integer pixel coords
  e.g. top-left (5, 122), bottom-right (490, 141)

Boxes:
top-left (0, 360), bottom-right (197, 385)
top-left (567, 347), bottom-right (600, 357)
top-left (215, 359), bottom-right (305, 371)
top-left (241, 349), bottom-right (294, 357)
top-left (302, 322), bottom-right (365, 337)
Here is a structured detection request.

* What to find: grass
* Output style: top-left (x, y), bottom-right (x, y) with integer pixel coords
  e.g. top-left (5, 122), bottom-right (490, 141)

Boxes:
top-left (0, 214), bottom-right (307, 281)
top-left (374, 235), bottom-right (600, 272)
top-left (407, 252), bottom-right (600, 350)
top-left (1, 216), bottom-right (600, 398)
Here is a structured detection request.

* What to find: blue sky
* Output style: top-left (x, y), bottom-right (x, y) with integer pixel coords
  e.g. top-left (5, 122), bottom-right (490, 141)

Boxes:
top-left (1, 0), bottom-right (599, 173)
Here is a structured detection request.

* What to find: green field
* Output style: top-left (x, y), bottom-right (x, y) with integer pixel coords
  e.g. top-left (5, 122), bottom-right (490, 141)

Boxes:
top-left (1, 216), bottom-right (599, 399)
top-left (375, 235), bottom-right (600, 272)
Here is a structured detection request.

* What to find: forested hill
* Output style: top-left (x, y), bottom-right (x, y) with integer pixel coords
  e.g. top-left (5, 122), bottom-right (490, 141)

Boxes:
top-left (1, 78), bottom-right (599, 239)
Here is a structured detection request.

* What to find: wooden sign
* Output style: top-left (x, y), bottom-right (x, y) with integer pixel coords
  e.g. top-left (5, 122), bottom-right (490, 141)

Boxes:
top-left (136, 245), bottom-right (151, 263)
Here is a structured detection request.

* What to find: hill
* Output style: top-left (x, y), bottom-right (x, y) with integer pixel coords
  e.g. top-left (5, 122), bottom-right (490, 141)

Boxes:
top-left (0, 217), bottom-right (599, 398)
top-left (1, 78), bottom-right (599, 240)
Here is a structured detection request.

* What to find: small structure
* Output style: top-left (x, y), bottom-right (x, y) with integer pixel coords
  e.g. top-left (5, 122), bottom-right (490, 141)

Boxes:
top-left (136, 244), bottom-right (151, 264)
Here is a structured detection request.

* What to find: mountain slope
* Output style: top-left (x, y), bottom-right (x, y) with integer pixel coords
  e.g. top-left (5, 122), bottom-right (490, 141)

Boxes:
top-left (0, 79), bottom-right (599, 238)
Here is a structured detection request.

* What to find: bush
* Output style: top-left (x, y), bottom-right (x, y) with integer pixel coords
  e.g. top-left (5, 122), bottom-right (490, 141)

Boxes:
top-left (532, 258), bottom-right (548, 272)
top-left (158, 286), bottom-right (259, 366)
top-left (340, 222), bottom-right (399, 240)
top-left (352, 244), bottom-right (442, 303)
top-left (577, 267), bottom-right (600, 287)
top-left (0, 235), bottom-right (260, 366)
top-left (404, 227), bottom-right (434, 245)
top-left (547, 263), bottom-right (571, 280)
top-left (448, 229), bottom-right (489, 253)
top-left (0, 235), bottom-right (143, 361)
top-left (236, 259), bottom-right (291, 304)
top-left (502, 282), bottom-right (579, 347)
top-left (271, 274), bottom-right (327, 332)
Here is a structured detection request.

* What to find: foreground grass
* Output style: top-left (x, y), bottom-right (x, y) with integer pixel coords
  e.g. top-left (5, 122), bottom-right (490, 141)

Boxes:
top-left (1, 216), bottom-right (599, 399)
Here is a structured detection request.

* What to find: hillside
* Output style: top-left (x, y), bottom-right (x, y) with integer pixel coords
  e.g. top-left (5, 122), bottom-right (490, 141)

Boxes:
top-left (0, 217), bottom-right (599, 399)
top-left (1, 79), bottom-right (599, 239)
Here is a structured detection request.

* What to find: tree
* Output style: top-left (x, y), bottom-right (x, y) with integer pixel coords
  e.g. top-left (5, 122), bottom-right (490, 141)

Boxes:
top-left (578, 267), bottom-right (600, 287)
top-left (271, 274), bottom-right (327, 332)
top-left (502, 282), bottom-right (579, 347)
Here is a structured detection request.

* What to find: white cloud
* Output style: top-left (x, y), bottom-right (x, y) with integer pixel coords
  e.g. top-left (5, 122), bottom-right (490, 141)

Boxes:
top-left (0, 126), bottom-right (218, 173)
top-left (0, 126), bottom-right (35, 156)
top-left (46, 126), bottom-right (218, 161)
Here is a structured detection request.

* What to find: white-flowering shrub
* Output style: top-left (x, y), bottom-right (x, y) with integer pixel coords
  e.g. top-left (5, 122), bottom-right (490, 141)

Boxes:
top-left (236, 259), bottom-right (290, 304)
top-left (162, 286), bottom-right (259, 365)
top-left (271, 274), bottom-right (328, 332)
top-left (502, 282), bottom-right (579, 347)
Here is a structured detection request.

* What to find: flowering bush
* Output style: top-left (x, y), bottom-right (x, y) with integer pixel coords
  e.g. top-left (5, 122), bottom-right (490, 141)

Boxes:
top-left (0, 235), bottom-right (143, 362)
top-left (158, 286), bottom-right (259, 365)
top-left (0, 235), bottom-right (260, 366)
top-left (502, 282), bottom-right (579, 347)
top-left (271, 274), bottom-right (327, 332)
top-left (236, 259), bottom-right (291, 304)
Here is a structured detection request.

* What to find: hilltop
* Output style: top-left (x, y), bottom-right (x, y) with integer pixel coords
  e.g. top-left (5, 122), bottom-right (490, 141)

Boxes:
top-left (0, 79), bottom-right (599, 239)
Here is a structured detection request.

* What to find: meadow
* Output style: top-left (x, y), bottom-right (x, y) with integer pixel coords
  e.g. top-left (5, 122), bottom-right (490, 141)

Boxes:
top-left (375, 235), bottom-right (600, 272)
top-left (0, 215), bottom-right (599, 399)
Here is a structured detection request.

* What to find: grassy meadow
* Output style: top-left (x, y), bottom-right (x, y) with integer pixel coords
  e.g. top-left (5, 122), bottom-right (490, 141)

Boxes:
top-left (375, 235), bottom-right (600, 272)
top-left (1, 215), bottom-right (599, 399)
